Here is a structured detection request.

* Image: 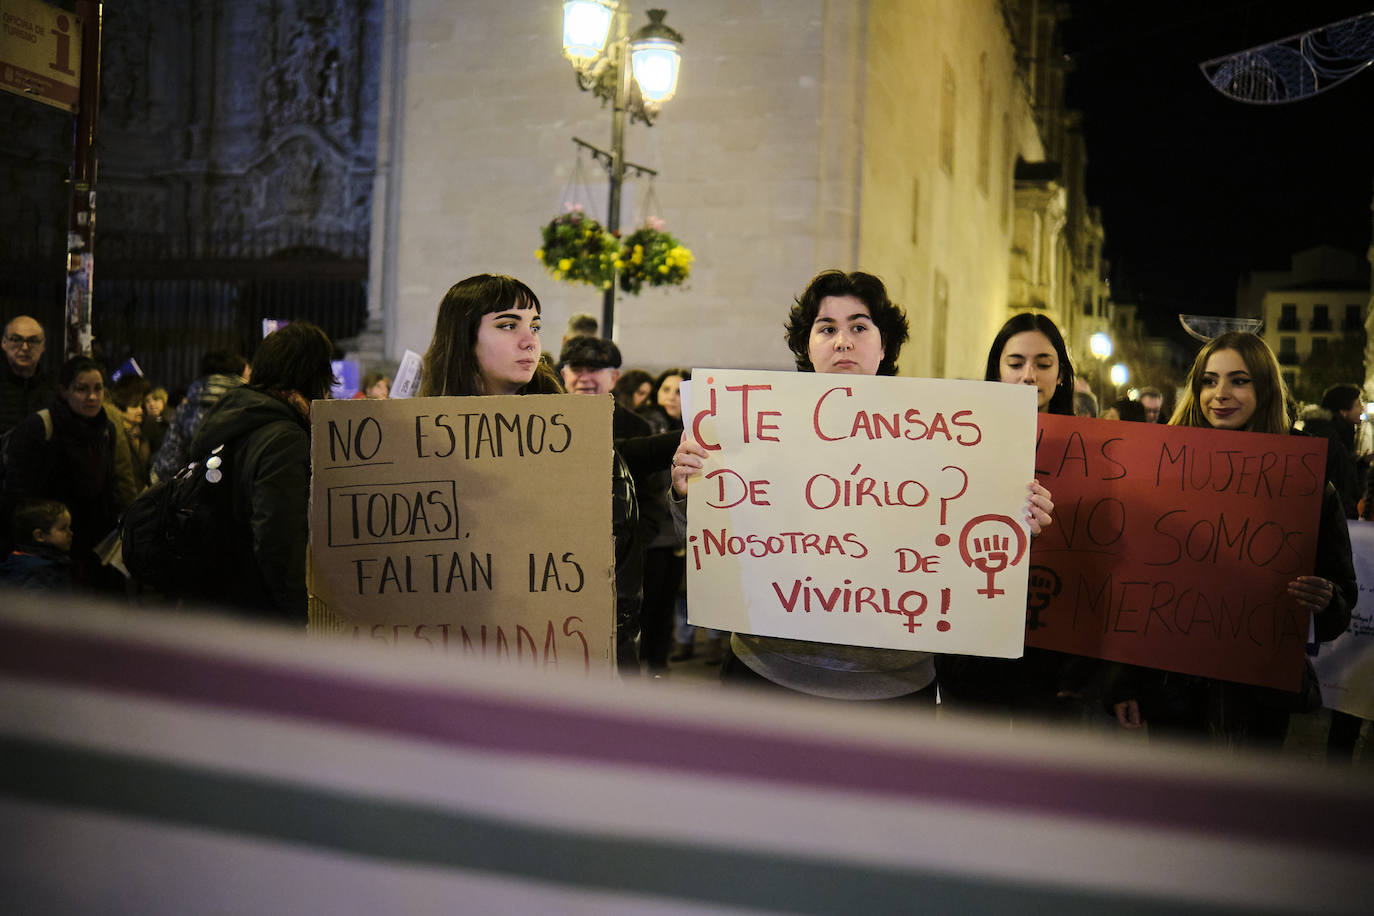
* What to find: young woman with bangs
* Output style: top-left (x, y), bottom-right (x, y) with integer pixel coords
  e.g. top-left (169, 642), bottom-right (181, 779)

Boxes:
top-left (420, 274), bottom-right (643, 674)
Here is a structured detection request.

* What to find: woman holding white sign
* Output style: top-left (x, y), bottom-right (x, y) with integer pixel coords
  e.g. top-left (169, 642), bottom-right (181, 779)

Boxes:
top-left (932, 313), bottom-right (1093, 722)
top-left (669, 271), bottom-right (1055, 702)
top-left (1113, 331), bottom-right (1355, 748)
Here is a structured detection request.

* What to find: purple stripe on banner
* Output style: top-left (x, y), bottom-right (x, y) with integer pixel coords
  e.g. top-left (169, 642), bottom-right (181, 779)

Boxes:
top-left (1, 618), bottom-right (1369, 854)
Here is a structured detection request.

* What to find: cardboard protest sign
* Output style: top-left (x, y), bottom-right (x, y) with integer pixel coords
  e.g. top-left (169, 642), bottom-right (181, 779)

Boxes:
top-left (1027, 414), bottom-right (1326, 691)
top-left (308, 395), bottom-right (615, 673)
top-left (684, 370), bottom-right (1037, 657)
top-left (1314, 520), bottom-right (1374, 720)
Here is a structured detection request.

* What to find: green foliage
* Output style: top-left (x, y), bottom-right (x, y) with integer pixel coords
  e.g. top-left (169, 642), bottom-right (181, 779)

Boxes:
top-left (536, 208), bottom-right (619, 289)
top-left (617, 223), bottom-right (693, 294)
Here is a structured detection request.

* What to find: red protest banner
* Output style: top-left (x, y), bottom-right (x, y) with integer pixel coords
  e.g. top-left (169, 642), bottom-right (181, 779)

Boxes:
top-left (1026, 414), bottom-right (1327, 691)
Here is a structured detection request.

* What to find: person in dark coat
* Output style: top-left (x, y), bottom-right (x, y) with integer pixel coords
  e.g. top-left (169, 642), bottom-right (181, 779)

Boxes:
top-left (1299, 383), bottom-right (1363, 519)
top-left (150, 350), bottom-right (248, 483)
top-left (188, 323), bottom-right (335, 624)
top-left (0, 315), bottom-right (55, 436)
top-left (0, 498), bottom-right (74, 592)
top-left (1, 356), bottom-right (121, 591)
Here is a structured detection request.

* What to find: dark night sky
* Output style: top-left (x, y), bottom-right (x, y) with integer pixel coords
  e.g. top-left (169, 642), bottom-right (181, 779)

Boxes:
top-left (1063, 1), bottom-right (1374, 339)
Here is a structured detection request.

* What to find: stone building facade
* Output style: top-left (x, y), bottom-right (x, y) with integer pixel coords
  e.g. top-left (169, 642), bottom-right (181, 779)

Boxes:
top-left (3, 0), bottom-right (1114, 388)
top-left (370, 0), bottom-right (1105, 379)
top-left (0, 0), bottom-right (383, 389)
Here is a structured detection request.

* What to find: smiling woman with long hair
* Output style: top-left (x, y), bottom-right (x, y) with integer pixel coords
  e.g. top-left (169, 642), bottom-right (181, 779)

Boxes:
top-left (1112, 331), bottom-right (1355, 748)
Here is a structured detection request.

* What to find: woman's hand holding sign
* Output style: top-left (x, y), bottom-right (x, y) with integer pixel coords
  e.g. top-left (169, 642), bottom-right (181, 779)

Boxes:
top-left (1025, 481), bottom-right (1054, 537)
top-left (671, 431), bottom-right (708, 498)
top-left (1286, 575), bottom-right (1334, 616)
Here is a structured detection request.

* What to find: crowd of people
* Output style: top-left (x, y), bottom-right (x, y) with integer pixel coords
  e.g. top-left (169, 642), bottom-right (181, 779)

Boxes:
top-left (1, 265), bottom-right (1369, 763)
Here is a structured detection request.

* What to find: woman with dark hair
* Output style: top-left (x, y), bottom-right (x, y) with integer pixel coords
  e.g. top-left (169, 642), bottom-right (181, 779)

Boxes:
top-left (670, 272), bottom-right (1053, 701)
top-left (420, 274), bottom-right (563, 397)
top-left (2, 356), bottom-right (121, 591)
top-left (1102, 397), bottom-right (1147, 422)
top-left (933, 313), bottom-right (1083, 719)
top-left (419, 275), bottom-right (645, 674)
top-left (612, 368), bottom-right (655, 413)
top-left (784, 269), bottom-right (910, 377)
top-left (635, 367), bottom-right (698, 669)
top-left (1114, 332), bottom-right (1354, 748)
top-left (984, 312), bottom-right (1076, 415)
top-left (186, 322), bottom-right (337, 623)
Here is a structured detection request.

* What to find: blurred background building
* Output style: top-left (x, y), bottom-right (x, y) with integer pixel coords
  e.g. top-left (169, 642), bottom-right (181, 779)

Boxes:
top-left (2, 0), bottom-right (1233, 392)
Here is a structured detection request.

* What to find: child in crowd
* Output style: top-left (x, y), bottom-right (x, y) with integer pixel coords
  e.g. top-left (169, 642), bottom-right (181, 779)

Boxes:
top-left (0, 498), bottom-right (75, 592)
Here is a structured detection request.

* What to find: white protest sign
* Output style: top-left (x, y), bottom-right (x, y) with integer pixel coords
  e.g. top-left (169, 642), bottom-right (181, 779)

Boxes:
top-left (1315, 520), bottom-right (1374, 719)
top-left (684, 370), bottom-right (1036, 657)
top-left (390, 349), bottom-right (424, 399)
top-left (308, 395), bottom-right (616, 674)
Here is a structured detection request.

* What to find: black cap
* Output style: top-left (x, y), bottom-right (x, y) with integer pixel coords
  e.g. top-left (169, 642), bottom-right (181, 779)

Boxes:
top-left (559, 336), bottom-right (622, 370)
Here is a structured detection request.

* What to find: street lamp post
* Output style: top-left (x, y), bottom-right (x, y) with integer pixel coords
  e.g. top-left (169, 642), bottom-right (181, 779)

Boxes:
top-left (561, 2), bottom-right (683, 339)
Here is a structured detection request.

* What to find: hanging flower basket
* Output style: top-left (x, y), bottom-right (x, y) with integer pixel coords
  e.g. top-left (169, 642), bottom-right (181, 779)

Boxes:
top-left (617, 218), bottom-right (694, 295)
top-left (536, 205), bottom-right (619, 289)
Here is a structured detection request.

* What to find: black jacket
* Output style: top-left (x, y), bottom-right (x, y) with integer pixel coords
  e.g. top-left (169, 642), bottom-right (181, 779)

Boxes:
top-left (190, 386), bottom-right (310, 624)
top-left (1301, 409), bottom-right (1360, 519)
top-left (1, 399), bottom-right (119, 583)
top-left (0, 360), bottom-right (54, 436)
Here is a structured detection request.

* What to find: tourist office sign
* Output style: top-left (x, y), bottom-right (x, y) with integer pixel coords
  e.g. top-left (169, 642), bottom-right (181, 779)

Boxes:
top-left (0, 0), bottom-right (81, 112)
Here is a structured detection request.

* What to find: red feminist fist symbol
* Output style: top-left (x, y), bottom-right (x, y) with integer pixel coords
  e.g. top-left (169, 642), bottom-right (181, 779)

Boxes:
top-left (958, 514), bottom-right (1028, 599)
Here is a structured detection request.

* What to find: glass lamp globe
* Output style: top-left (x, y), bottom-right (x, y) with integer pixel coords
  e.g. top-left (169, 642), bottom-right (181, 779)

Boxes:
top-left (1088, 331), bottom-right (1112, 360)
top-left (631, 38), bottom-right (680, 102)
top-left (1109, 363), bottom-right (1129, 387)
top-left (563, 0), bottom-right (616, 65)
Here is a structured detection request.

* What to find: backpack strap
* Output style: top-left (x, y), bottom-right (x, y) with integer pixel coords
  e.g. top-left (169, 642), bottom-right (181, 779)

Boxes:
top-left (37, 408), bottom-right (51, 442)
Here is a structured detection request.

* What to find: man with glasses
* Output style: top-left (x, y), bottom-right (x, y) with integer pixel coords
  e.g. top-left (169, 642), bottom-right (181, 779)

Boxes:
top-left (1, 316), bottom-right (54, 435)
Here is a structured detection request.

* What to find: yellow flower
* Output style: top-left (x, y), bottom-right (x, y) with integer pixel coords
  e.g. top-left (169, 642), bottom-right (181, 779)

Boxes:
top-left (535, 248), bottom-right (544, 260)
top-left (658, 264), bottom-right (669, 274)
top-left (613, 259), bottom-right (624, 269)
top-left (553, 270), bottom-right (563, 280)
top-left (558, 258), bottom-right (572, 271)
top-left (602, 281), bottom-right (611, 289)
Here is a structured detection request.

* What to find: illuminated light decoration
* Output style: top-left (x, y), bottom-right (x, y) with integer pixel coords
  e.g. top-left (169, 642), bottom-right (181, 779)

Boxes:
top-left (1200, 10), bottom-right (1374, 104)
top-left (562, 0), bottom-right (617, 65)
top-left (1110, 364), bottom-right (1129, 387)
top-left (1178, 315), bottom-right (1264, 343)
top-left (630, 11), bottom-right (683, 104)
top-left (631, 39), bottom-right (679, 102)
top-left (1088, 331), bottom-right (1112, 360)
